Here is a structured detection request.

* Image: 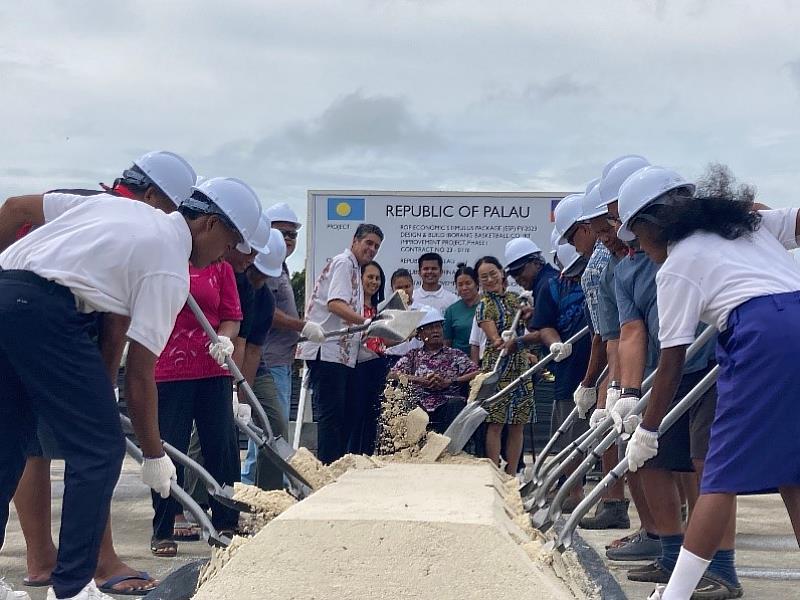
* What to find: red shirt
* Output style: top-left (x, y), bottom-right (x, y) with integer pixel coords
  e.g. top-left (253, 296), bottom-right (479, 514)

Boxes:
top-left (155, 261), bottom-right (242, 382)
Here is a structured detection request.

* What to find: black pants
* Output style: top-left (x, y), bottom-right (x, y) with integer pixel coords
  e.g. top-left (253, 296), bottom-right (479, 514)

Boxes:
top-left (0, 271), bottom-right (124, 598)
top-left (151, 377), bottom-right (239, 539)
top-left (347, 357), bottom-right (389, 455)
top-left (309, 359), bottom-right (358, 464)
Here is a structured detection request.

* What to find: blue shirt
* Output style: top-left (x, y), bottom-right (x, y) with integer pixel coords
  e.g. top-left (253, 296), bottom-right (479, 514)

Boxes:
top-left (615, 251), bottom-right (716, 376)
top-left (597, 256), bottom-right (621, 342)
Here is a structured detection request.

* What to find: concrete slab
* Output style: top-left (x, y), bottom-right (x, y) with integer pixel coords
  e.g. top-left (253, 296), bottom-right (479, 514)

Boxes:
top-left (194, 463), bottom-right (586, 600)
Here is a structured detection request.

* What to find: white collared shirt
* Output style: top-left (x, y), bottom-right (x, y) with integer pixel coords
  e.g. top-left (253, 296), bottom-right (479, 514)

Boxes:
top-left (414, 284), bottom-right (459, 314)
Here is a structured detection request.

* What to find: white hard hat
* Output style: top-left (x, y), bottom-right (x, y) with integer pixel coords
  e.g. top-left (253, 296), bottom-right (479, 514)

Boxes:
top-left (580, 179), bottom-right (606, 220)
top-left (617, 166), bottom-right (696, 242)
top-left (133, 151), bottom-right (196, 207)
top-left (601, 154), bottom-right (649, 180)
top-left (189, 177), bottom-right (263, 253)
top-left (598, 155), bottom-right (651, 207)
top-left (554, 193), bottom-right (585, 245)
top-left (550, 227), bottom-right (560, 255)
top-left (265, 202), bottom-right (302, 229)
top-left (505, 237), bottom-right (542, 268)
top-left (557, 243), bottom-right (583, 276)
top-left (249, 213), bottom-right (272, 254)
top-left (417, 305), bottom-right (444, 328)
top-left (253, 229), bottom-right (287, 277)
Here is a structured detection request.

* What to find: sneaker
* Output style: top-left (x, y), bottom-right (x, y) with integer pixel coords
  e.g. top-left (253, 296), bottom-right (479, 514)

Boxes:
top-left (46, 581), bottom-right (114, 600)
top-left (580, 499), bottom-right (631, 530)
top-left (606, 528), bottom-right (643, 549)
top-left (691, 572), bottom-right (744, 600)
top-left (627, 560), bottom-right (672, 584)
top-left (0, 579), bottom-right (30, 600)
top-left (606, 530), bottom-right (661, 561)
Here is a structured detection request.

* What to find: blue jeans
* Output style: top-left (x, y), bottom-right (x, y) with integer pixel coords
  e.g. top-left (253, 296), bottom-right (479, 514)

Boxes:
top-left (241, 366), bottom-right (292, 484)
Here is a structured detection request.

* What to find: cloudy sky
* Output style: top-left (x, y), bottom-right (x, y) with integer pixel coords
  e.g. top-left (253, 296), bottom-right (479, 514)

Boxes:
top-left (2, 0), bottom-right (798, 270)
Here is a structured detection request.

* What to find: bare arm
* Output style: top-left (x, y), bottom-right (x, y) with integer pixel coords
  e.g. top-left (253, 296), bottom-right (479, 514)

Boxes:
top-left (241, 342), bottom-right (262, 386)
top-left (537, 327), bottom-right (561, 348)
top-left (272, 307), bottom-right (305, 332)
top-left (580, 333), bottom-right (608, 388)
top-left (98, 314), bottom-right (131, 382)
top-left (618, 319), bottom-right (647, 389)
top-left (328, 299), bottom-right (366, 325)
top-left (0, 195), bottom-right (45, 252)
top-left (478, 320), bottom-right (502, 348)
top-left (470, 344), bottom-right (481, 364)
top-left (125, 341), bottom-right (165, 458)
top-left (641, 346), bottom-right (687, 431)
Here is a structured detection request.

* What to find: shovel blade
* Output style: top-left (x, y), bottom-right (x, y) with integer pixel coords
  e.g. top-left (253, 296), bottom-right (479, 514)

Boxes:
top-left (472, 371), bottom-right (500, 402)
top-left (142, 559), bottom-right (209, 600)
top-left (443, 401), bottom-right (489, 454)
top-left (531, 506), bottom-right (554, 532)
top-left (367, 309), bottom-right (424, 342)
top-left (256, 441), bottom-right (314, 498)
top-left (212, 485), bottom-right (253, 513)
top-left (377, 290), bottom-right (408, 311)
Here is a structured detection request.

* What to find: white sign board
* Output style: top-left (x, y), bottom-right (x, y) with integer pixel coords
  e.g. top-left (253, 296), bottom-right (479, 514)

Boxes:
top-left (306, 190), bottom-right (569, 298)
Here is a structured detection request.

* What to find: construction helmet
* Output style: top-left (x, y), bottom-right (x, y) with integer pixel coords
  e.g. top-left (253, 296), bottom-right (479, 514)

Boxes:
top-left (249, 213), bottom-right (272, 255)
top-left (598, 155), bottom-right (651, 208)
top-left (187, 177), bottom-right (263, 253)
top-left (265, 202), bottom-right (302, 229)
top-left (554, 193), bottom-right (585, 245)
top-left (253, 229), bottom-right (287, 277)
top-left (601, 154), bottom-right (649, 180)
top-left (617, 166), bottom-right (695, 242)
top-left (133, 151), bottom-right (196, 207)
top-left (504, 237), bottom-right (542, 270)
top-left (580, 178), bottom-right (606, 220)
top-left (550, 227), bottom-right (560, 255)
top-left (557, 243), bottom-right (586, 278)
top-left (417, 305), bottom-right (445, 328)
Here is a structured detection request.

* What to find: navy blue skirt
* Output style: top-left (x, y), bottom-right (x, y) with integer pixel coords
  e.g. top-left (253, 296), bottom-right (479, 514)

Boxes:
top-left (702, 291), bottom-right (800, 495)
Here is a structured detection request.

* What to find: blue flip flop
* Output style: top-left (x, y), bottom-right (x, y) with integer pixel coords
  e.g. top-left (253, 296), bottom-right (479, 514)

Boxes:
top-left (97, 572), bottom-right (157, 596)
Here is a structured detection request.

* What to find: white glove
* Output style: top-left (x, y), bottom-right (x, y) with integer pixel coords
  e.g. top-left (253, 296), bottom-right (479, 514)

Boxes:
top-left (208, 335), bottom-right (234, 367)
top-left (626, 426), bottom-right (659, 472)
top-left (232, 392), bottom-right (252, 425)
top-left (114, 387), bottom-right (120, 402)
top-left (501, 329), bottom-right (514, 342)
top-left (573, 384), bottom-right (597, 418)
top-left (549, 341), bottom-right (572, 362)
top-left (518, 290), bottom-right (534, 303)
top-left (606, 386), bottom-right (621, 413)
top-left (142, 454), bottom-right (177, 499)
top-left (610, 394), bottom-right (642, 437)
top-left (589, 407), bottom-right (608, 429)
top-left (301, 321), bottom-right (326, 343)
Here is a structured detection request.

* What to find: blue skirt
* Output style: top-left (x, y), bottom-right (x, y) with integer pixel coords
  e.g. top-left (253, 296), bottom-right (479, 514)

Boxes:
top-left (702, 292), bottom-right (800, 495)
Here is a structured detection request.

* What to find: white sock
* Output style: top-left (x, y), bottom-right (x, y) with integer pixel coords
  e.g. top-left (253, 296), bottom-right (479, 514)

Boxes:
top-left (662, 547), bottom-right (711, 599)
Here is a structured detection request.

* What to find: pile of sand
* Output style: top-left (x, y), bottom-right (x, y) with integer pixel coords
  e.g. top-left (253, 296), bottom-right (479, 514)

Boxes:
top-left (233, 485), bottom-right (296, 535)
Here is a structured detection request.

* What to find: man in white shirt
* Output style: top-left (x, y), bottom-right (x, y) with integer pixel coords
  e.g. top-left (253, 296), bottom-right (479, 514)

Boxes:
top-left (415, 252), bottom-right (458, 314)
top-left (297, 223), bottom-right (384, 464)
top-left (0, 180), bottom-right (262, 600)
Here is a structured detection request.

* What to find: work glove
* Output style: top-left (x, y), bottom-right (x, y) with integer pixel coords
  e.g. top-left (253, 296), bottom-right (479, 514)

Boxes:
top-left (549, 341), bottom-right (572, 362)
top-left (610, 394), bottom-right (641, 438)
top-left (501, 329), bottom-right (515, 342)
top-left (606, 385), bottom-right (621, 413)
top-left (208, 335), bottom-right (234, 367)
top-left (518, 290), bottom-right (534, 304)
top-left (301, 321), bottom-right (326, 343)
top-left (573, 384), bottom-right (597, 418)
top-left (626, 426), bottom-right (659, 472)
top-left (142, 454), bottom-right (177, 499)
top-left (589, 407), bottom-right (608, 430)
top-left (232, 392), bottom-right (252, 426)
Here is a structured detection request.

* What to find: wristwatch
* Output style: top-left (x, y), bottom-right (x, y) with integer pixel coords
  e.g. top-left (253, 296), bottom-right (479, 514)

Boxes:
top-left (621, 387), bottom-right (641, 397)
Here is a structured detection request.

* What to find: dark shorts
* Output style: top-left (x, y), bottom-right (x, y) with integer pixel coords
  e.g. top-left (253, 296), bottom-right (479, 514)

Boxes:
top-left (688, 367), bottom-right (717, 460)
top-left (26, 418), bottom-right (64, 460)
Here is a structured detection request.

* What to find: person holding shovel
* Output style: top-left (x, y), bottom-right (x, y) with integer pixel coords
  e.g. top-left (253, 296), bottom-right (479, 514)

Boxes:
top-left (0, 174), bottom-right (263, 600)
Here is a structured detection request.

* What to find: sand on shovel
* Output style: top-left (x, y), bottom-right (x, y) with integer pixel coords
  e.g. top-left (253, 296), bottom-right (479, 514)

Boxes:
top-left (404, 407), bottom-right (429, 445)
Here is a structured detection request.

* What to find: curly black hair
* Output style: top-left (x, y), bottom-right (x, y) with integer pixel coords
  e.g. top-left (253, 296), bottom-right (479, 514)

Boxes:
top-left (632, 191), bottom-right (761, 244)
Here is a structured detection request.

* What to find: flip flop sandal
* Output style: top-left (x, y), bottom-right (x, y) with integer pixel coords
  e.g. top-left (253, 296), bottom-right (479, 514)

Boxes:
top-left (22, 577), bottom-right (52, 588)
top-left (97, 572), bottom-right (158, 596)
top-left (173, 521), bottom-right (201, 542)
top-left (150, 538), bottom-right (178, 558)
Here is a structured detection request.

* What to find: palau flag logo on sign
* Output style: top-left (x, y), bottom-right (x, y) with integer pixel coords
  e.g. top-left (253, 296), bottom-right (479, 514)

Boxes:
top-left (327, 197), bottom-right (365, 221)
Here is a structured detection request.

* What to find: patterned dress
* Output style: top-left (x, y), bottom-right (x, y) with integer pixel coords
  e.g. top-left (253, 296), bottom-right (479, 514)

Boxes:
top-left (476, 290), bottom-right (534, 425)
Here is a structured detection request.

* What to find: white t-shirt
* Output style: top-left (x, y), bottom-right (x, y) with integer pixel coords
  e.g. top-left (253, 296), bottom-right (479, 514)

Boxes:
top-left (296, 248), bottom-right (364, 367)
top-left (657, 208), bottom-right (800, 348)
top-left (0, 192), bottom-right (192, 355)
top-left (414, 285), bottom-right (459, 314)
top-left (468, 316), bottom-right (487, 359)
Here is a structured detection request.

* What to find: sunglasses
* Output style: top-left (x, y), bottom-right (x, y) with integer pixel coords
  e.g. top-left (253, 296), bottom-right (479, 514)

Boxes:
top-left (279, 230), bottom-right (298, 240)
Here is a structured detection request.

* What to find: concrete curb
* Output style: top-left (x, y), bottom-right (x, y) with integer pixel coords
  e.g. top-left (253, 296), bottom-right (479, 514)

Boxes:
top-left (569, 529), bottom-right (629, 599)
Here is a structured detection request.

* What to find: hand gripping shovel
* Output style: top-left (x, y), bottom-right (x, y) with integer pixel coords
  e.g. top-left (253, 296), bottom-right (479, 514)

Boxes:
top-left (119, 414), bottom-right (251, 513)
top-left (186, 295), bottom-right (313, 499)
top-left (444, 325), bottom-right (591, 454)
top-left (299, 309), bottom-right (424, 343)
top-left (124, 439), bottom-right (231, 548)
top-left (470, 306), bottom-right (526, 403)
top-left (550, 366), bottom-right (719, 554)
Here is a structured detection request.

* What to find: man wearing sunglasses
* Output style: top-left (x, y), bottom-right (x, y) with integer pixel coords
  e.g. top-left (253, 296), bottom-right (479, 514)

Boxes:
top-left (0, 176), bottom-right (262, 600)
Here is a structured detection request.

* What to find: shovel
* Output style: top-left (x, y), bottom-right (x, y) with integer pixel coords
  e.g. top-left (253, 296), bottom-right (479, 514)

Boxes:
top-left (186, 295), bottom-right (314, 499)
top-left (377, 289), bottom-right (408, 311)
top-left (298, 309), bottom-right (424, 343)
top-left (124, 438), bottom-right (230, 548)
top-left (470, 306), bottom-right (526, 403)
top-left (549, 366), bottom-right (719, 553)
top-left (444, 326), bottom-right (590, 455)
top-left (119, 414), bottom-right (251, 513)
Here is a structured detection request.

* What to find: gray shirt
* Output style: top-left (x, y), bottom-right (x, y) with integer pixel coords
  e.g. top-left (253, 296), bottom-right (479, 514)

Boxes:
top-left (259, 266), bottom-right (301, 373)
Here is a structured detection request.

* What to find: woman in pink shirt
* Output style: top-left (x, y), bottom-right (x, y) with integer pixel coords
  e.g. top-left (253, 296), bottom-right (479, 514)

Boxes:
top-left (149, 261), bottom-right (242, 557)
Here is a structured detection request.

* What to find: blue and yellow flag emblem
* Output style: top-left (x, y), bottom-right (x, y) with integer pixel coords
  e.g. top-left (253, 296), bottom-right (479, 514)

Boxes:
top-left (327, 197), bottom-right (365, 221)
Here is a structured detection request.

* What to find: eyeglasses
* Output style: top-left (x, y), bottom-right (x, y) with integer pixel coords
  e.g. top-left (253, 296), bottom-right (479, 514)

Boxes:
top-left (478, 271), bottom-right (502, 283)
top-left (606, 215), bottom-right (622, 227)
top-left (279, 229), bottom-right (298, 240)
